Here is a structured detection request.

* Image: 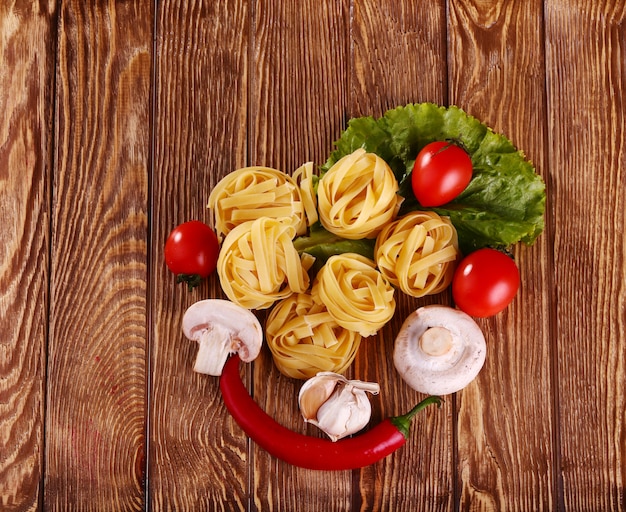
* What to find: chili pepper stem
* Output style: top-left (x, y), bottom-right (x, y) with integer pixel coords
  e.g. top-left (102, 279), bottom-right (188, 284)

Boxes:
top-left (390, 396), bottom-right (443, 438)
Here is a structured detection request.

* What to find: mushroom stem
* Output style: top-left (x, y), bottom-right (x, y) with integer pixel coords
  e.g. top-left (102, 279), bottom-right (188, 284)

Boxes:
top-left (194, 324), bottom-right (233, 376)
top-left (419, 326), bottom-right (453, 356)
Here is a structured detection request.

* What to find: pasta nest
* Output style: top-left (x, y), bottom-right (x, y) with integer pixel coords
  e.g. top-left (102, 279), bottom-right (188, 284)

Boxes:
top-left (311, 253), bottom-right (396, 337)
top-left (266, 292), bottom-right (362, 380)
top-left (317, 149), bottom-right (400, 240)
top-left (208, 166), bottom-right (309, 239)
top-left (217, 217), bottom-right (310, 309)
top-left (375, 211), bottom-right (459, 298)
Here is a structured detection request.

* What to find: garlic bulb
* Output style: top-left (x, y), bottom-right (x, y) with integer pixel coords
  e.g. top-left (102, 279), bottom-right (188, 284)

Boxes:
top-left (298, 372), bottom-right (380, 442)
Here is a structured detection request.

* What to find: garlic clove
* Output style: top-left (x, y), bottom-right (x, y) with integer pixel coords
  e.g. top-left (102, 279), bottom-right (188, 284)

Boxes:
top-left (298, 373), bottom-right (342, 421)
top-left (298, 372), bottom-right (380, 441)
top-left (315, 385), bottom-right (372, 441)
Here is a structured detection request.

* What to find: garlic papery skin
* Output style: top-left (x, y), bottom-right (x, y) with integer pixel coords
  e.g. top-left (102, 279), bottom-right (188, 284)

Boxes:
top-left (298, 373), bottom-right (341, 421)
top-left (298, 372), bottom-right (380, 442)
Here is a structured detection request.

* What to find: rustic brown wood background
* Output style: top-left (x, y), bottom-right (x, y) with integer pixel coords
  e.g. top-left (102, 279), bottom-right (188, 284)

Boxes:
top-left (1, 0), bottom-right (625, 510)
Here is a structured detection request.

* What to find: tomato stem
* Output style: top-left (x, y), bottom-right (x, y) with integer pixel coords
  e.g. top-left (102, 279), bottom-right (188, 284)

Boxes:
top-left (176, 273), bottom-right (204, 291)
top-left (444, 137), bottom-right (469, 154)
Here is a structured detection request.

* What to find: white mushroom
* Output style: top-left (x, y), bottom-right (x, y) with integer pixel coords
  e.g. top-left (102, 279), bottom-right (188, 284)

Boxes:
top-left (393, 305), bottom-right (486, 395)
top-left (298, 372), bottom-right (380, 441)
top-left (182, 299), bottom-right (263, 376)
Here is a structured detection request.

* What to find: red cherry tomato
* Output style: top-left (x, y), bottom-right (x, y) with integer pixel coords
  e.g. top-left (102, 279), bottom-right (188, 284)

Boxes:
top-left (411, 141), bottom-right (473, 207)
top-left (164, 220), bottom-right (220, 290)
top-left (452, 248), bottom-right (520, 318)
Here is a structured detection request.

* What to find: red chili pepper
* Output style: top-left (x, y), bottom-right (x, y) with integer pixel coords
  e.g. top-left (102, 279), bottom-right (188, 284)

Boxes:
top-left (219, 355), bottom-right (442, 471)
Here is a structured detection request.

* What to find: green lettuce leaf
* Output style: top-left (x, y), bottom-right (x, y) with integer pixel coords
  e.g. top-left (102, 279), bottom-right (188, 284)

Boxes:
top-left (322, 103), bottom-right (546, 253)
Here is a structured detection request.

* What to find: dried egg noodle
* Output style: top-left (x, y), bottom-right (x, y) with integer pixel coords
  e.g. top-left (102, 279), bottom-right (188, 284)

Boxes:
top-left (266, 293), bottom-right (362, 380)
top-left (312, 253), bottom-right (395, 337)
top-left (217, 217), bottom-right (310, 310)
top-left (375, 211), bottom-right (459, 298)
top-left (208, 166), bottom-right (307, 238)
top-left (317, 149), bottom-right (400, 240)
top-left (292, 162), bottom-right (318, 226)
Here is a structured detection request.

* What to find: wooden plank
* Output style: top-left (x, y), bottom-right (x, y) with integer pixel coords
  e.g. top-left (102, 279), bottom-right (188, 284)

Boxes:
top-left (545, 1), bottom-right (626, 510)
top-left (148, 1), bottom-right (250, 509)
top-left (352, 0), bottom-right (448, 116)
top-left (350, 1), bottom-right (453, 510)
top-left (0, 1), bottom-right (56, 510)
top-left (45, 1), bottom-right (152, 509)
top-left (447, 0), bottom-right (556, 509)
top-left (248, 1), bottom-right (355, 509)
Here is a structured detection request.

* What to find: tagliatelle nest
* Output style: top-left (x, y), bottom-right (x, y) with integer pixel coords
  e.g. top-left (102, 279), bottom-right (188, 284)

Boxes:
top-left (207, 166), bottom-right (308, 239)
top-left (317, 149), bottom-right (400, 240)
top-left (375, 211), bottom-right (459, 298)
top-left (311, 253), bottom-right (396, 337)
top-left (217, 217), bottom-right (311, 310)
top-left (266, 292), bottom-right (362, 380)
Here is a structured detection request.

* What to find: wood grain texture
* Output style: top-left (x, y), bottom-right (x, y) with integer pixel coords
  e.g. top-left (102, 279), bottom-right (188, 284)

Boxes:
top-left (447, 1), bottom-right (556, 510)
top-left (0, 1), bottom-right (56, 510)
top-left (3, 0), bottom-right (626, 510)
top-left (45, 1), bottom-right (151, 509)
top-left (545, 1), bottom-right (626, 510)
top-left (249, 1), bottom-right (354, 510)
top-left (352, 0), bottom-right (448, 117)
top-left (250, 0), bottom-right (352, 170)
top-left (351, 1), bottom-right (454, 511)
top-left (149, 1), bottom-right (250, 510)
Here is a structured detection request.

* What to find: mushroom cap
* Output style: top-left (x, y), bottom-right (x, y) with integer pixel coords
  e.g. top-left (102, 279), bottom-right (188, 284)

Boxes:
top-left (393, 305), bottom-right (486, 395)
top-left (182, 299), bottom-right (263, 363)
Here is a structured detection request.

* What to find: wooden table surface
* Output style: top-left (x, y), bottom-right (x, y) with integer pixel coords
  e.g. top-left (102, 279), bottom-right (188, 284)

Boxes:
top-left (2, 1), bottom-right (625, 510)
